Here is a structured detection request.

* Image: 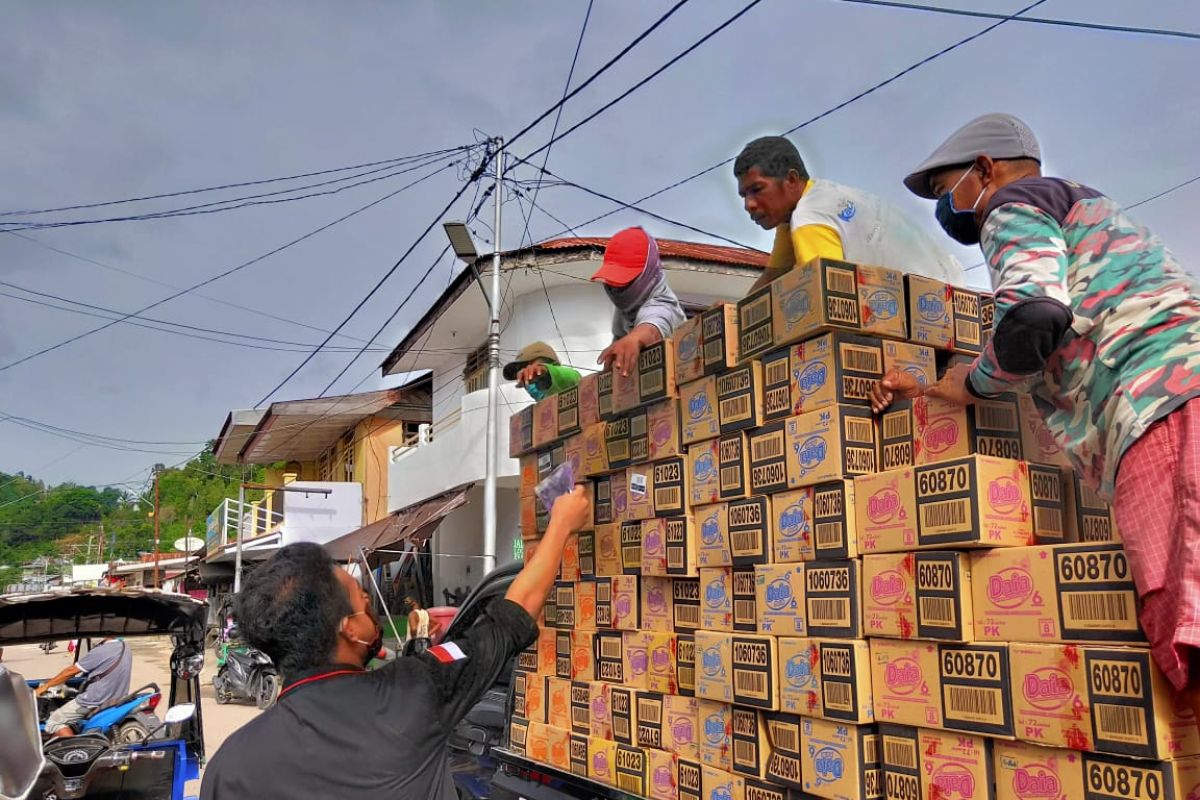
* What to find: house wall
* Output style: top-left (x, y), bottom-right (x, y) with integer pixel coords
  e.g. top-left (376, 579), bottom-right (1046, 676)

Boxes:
top-left (429, 484), bottom-right (521, 600)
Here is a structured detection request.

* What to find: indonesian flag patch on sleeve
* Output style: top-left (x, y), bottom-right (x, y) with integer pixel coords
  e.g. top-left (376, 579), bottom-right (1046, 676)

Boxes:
top-left (427, 642), bottom-right (468, 664)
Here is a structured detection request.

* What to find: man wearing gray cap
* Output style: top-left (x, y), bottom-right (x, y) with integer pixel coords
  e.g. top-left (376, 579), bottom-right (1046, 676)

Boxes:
top-left (885, 112), bottom-right (1200, 727)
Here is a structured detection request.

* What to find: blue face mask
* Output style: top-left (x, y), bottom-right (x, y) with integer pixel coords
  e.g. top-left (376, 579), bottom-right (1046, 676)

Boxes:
top-left (935, 166), bottom-right (986, 246)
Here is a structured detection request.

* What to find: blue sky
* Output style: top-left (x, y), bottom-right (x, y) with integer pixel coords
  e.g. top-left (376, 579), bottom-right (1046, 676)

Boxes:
top-left (1, 0), bottom-right (1197, 487)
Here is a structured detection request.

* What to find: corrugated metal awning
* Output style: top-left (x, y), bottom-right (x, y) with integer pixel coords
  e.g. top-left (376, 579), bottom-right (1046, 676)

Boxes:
top-left (324, 485), bottom-right (471, 563)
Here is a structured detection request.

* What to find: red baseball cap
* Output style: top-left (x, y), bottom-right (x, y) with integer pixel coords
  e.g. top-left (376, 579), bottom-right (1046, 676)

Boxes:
top-left (591, 227), bottom-right (652, 288)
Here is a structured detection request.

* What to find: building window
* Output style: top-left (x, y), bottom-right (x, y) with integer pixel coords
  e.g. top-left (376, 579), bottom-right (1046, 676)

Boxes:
top-left (342, 432), bottom-right (355, 481)
top-left (463, 341), bottom-right (490, 394)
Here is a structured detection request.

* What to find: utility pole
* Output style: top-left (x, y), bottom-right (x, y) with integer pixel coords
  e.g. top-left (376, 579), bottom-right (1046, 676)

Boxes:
top-left (233, 481), bottom-right (246, 594)
top-left (482, 138), bottom-right (504, 579)
top-left (152, 464), bottom-right (162, 589)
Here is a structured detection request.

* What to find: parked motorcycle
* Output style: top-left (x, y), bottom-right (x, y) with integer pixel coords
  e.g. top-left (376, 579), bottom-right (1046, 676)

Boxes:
top-left (35, 682), bottom-right (163, 744)
top-left (212, 631), bottom-right (277, 709)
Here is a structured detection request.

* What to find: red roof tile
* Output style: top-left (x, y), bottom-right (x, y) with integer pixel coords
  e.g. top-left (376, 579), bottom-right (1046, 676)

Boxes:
top-left (530, 236), bottom-right (768, 269)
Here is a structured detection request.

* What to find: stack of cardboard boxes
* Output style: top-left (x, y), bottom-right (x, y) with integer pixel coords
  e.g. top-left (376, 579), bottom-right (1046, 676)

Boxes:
top-left (505, 258), bottom-right (1199, 800)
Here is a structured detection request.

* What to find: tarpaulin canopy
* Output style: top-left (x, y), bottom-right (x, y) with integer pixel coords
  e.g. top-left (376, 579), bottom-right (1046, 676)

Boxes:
top-left (323, 485), bottom-right (471, 564)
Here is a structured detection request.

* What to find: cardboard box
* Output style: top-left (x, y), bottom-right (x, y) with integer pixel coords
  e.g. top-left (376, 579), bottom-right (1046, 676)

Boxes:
top-left (950, 286), bottom-right (987, 355)
top-left (729, 496), bottom-right (772, 566)
top-left (689, 439), bottom-right (722, 507)
top-left (815, 638), bottom-right (875, 724)
top-left (648, 400), bottom-right (684, 462)
top-left (718, 432), bottom-right (752, 501)
top-left (513, 670), bottom-right (546, 723)
top-left (703, 303), bottom-right (740, 375)
top-left (1065, 472), bottom-right (1121, 544)
top-left (606, 415), bottom-right (632, 470)
top-left (579, 422), bottom-right (610, 477)
top-left (647, 747), bottom-right (679, 800)
top-left (557, 384), bottom-right (582, 439)
top-left (856, 467), bottom-right (919, 554)
top-left (588, 736), bottom-right (618, 786)
top-left (654, 456), bottom-right (690, 517)
top-left (666, 517), bottom-right (700, 576)
top-left (761, 347), bottom-right (794, 423)
top-left (906, 275), bottom-right (954, 349)
top-left (703, 766), bottom-right (746, 800)
top-left (527, 720), bottom-right (550, 764)
top-left (878, 403), bottom-right (915, 472)
top-left (610, 685), bottom-right (636, 745)
top-left (738, 284), bottom-right (775, 362)
top-left (665, 694), bottom-right (700, 761)
top-left (771, 487), bottom-right (815, 563)
top-left (616, 744), bottom-right (650, 797)
top-left (635, 690), bottom-right (667, 751)
top-left (674, 577), bottom-right (702, 633)
top-left (678, 757), bottom-right (704, 800)
top-left (510, 405), bottom-right (535, 458)
top-left (677, 633), bottom-right (697, 697)
top-left (578, 532), bottom-right (596, 582)
top-left (994, 741), bottom-right (1200, 800)
top-left (517, 638), bottom-right (539, 675)
top-left (940, 642), bottom-right (1015, 737)
top-left (863, 552), bottom-right (974, 641)
top-left (813, 480), bottom-right (859, 561)
top-left (731, 706), bottom-right (771, 779)
top-left (570, 681), bottom-right (593, 736)
top-left (1028, 463), bottom-right (1069, 544)
top-left (643, 517), bottom-right (672, 576)
top-left (858, 264), bottom-right (907, 340)
top-left (697, 503), bottom-right (732, 568)
top-left (587, 682), bottom-right (613, 740)
top-left (1008, 642), bottom-right (1093, 751)
top-left (543, 589), bottom-right (558, 630)
top-left (981, 293), bottom-right (995, 349)
top-left (555, 628), bottom-right (574, 679)
top-left (572, 630), bottom-right (597, 681)
top-left (744, 778), bottom-right (796, 800)
top-left (594, 524), bottom-right (621, 577)
top-left (717, 362), bottom-right (766, 434)
top-left (778, 638), bottom-right (821, 718)
top-left (613, 362), bottom-right (641, 417)
top-left (570, 731), bottom-right (590, 778)
top-left (764, 712), bottom-right (805, 789)
top-left (871, 639), bottom-right (944, 729)
top-left (696, 630), bottom-right (734, 704)
top-left (641, 576), bottom-right (674, 632)
top-left (804, 559), bottom-right (863, 639)
top-left (533, 396), bottom-right (559, 449)
top-left (626, 466), bottom-right (656, 521)
top-left (520, 453), bottom-right (539, 498)
top-left (700, 567), bottom-right (734, 631)
top-left (1083, 646), bottom-right (1200, 760)
top-left (548, 724), bottom-right (572, 772)
top-left (800, 717), bottom-right (882, 800)
top-left (620, 520), bottom-right (644, 576)
top-left (598, 370), bottom-right (615, 421)
top-left (1017, 394), bottom-right (1070, 469)
top-left (749, 421), bottom-right (790, 495)
top-left (579, 371), bottom-right (602, 428)
top-left (594, 477), bottom-right (615, 526)
top-left (644, 632), bottom-right (678, 694)
top-left (878, 724), bottom-right (920, 800)
top-left (917, 728), bottom-right (994, 800)
top-left (785, 405), bottom-right (879, 487)
top-left (914, 455), bottom-right (1034, 549)
top-left (755, 563), bottom-right (807, 637)
top-left (675, 314), bottom-right (705, 385)
top-left (537, 628), bottom-right (557, 675)
top-left (510, 715), bottom-right (530, 757)
top-left (698, 699), bottom-right (733, 771)
top-left (732, 567), bottom-right (758, 633)
top-left (520, 496), bottom-right (538, 541)
top-left (731, 634), bottom-right (779, 711)
top-left (970, 544), bottom-right (1143, 644)
top-left (912, 394), bottom-right (1023, 465)
top-left (560, 537), bottom-right (582, 581)
top-left (596, 574), bottom-right (640, 630)
top-left (594, 629), bottom-right (627, 684)
top-left (681, 375), bottom-right (721, 446)
top-left (639, 340), bottom-right (678, 407)
top-left (786, 332), bottom-right (886, 416)
top-left (629, 405), bottom-right (653, 465)
top-left (547, 677), bottom-right (572, 730)
top-left (771, 258), bottom-right (864, 347)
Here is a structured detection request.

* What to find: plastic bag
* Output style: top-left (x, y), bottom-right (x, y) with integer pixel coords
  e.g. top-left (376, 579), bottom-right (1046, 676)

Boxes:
top-left (535, 461), bottom-right (576, 514)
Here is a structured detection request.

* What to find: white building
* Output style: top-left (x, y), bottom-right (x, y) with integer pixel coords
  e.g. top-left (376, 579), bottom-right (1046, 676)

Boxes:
top-left (381, 236), bottom-right (766, 597)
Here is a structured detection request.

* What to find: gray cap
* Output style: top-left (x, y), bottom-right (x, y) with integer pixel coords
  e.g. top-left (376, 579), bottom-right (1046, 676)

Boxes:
top-left (904, 113), bottom-right (1041, 199)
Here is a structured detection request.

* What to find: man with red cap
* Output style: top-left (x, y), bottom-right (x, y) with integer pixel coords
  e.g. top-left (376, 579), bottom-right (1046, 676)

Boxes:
top-left (591, 226), bottom-right (685, 376)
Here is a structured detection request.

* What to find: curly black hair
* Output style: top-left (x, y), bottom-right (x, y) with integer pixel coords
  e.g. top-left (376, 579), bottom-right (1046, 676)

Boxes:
top-left (234, 542), bottom-right (351, 676)
top-left (734, 136), bottom-right (809, 182)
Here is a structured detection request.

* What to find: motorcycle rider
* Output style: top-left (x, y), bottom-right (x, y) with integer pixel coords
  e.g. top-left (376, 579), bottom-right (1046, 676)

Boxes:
top-left (36, 636), bottom-right (132, 738)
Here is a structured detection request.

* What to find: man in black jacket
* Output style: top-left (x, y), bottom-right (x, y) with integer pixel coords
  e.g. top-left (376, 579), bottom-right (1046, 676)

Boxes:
top-left (200, 487), bottom-right (590, 799)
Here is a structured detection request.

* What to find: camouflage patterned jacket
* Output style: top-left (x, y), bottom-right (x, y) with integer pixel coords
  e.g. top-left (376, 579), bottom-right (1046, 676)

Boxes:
top-left (967, 176), bottom-right (1200, 497)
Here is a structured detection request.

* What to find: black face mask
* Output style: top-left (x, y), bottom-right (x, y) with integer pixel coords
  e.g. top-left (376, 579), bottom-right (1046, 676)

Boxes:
top-left (934, 166), bottom-right (986, 246)
top-left (344, 611), bottom-right (383, 668)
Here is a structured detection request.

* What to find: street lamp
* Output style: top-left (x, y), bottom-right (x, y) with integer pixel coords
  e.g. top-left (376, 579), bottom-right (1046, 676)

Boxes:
top-left (442, 221), bottom-right (478, 262)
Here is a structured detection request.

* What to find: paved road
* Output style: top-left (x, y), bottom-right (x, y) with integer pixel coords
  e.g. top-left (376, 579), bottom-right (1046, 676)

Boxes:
top-left (4, 636), bottom-right (262, 794)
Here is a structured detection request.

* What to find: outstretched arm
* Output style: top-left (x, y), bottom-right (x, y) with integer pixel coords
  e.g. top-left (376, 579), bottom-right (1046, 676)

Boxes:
top-left (505, 486), bottom-right (591, 617)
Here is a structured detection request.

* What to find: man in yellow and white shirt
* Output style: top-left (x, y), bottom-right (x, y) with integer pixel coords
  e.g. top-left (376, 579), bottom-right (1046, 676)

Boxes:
top-left (734, 136), bottom-right (965, 290)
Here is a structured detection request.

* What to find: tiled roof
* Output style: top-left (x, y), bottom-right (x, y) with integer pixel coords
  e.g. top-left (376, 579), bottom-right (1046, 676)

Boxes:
top-left (530, 236), bottom-right (769, 268)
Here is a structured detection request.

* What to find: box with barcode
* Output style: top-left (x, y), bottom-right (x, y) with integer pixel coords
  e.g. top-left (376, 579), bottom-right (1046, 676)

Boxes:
top-left (879, 405), bottom-right (915, 472)
top-left (1065, 472), bottom-right (1121, 544)
top-left (871, 639), bottom-right (944, 729)
top-left (863, 551), bottom-right (974, 641)
top-left (681, 375), bottom-right (721, 446)
top-left (652, 456), bottom-right (689, 517)
top-left (855, 467), bottom-right (919, 554)
top-left (703, 766), bottom-right (747, 800)
top-left (605, 414), bottom-right (632, 470)
top-left (509, 715), bottom-right (530, 756)
top-left (777, 638), bottom-right (819, 718)
top-left (588, 735), bottom-right (618, 786)
top-left (664, 693), bottom-right (699, 760)
top-left (584, 682), bottom-right (612, 740)
top-left (646, 747), bottom-right (678, 800)
top-left (557, 384), bottom-right (581, 439)
top-left (677, 633), bottom-right (697, 697)
top-left (1083, 646), bottom-right (1200, 760)
top-left (745, 778), bottom-right (796, 800)
top-left (570, 731), bottom-right (590, 778)
top-left (800, 716), bottom-right (882, 800)
top-left (731, 634), bottom-right (779, 711)
top-left (761, 347), bottom-right (793, 422)
top-left (571, 630), bottom-right (596, 681)
top-left (570, 681), bottom-right (593, 736)
top-left (812, 480), bottom-right (859, 560)
top-left (615, 744), bottom-right (649, 796)
top-left (610, 686), bottom-right (636, 745)
top-left (950, 286), bottom-right (987, 355)
top-left (738, 284), bottom-right (775, 362)
top-left (732, 567), bottom-right (758, 633)
top-left (688, 439), bottom-right (721, 507)
top-left (729, 496), bottom-right (772, 566)
top-left (577, 531), bottom-right (596, 582)
top-left (770, 487), bottom-right (815, 563)
top-left (555, 627), bottom-right (574, 679)
top-left (994, 741), bottom-right (1200, 800)
top-left (641, 576), bottom-right (674, 632)
top-left (516, 637), bottom-right (539, 674)
top-left (546, 676), bottom-right (572, 730)
top-left (594, 575), bottom-right (639, 630)
top-left (731, 706), bottom-right (771, 779)
top-left (598, 370), bottom-right (615, 420)
top-left (1008, 642), bottom-right (1093, 751)
top-left (717, 362), bottom-right (765, 434)
top-left (634, 690), bottom-right (667, 751)
top-left (1017, 393), bottom-right (1070, 469)
top-left (1027, 463), bottom-right (1068, 544)
top-left (718, 432), bottom-right (752, 501)
top-left (594, 524), bottom-right (621, 577)
top-left (804, 559), bottom-right (863, 638)
top-left (641, 517), bottom-right (672, 576)
top-left (625, 466), bottom-right (656, 521)
top-left (789, 332), bottom-right (887, 416)
top-left (764, 712), bottom-right (805, 789)
top-left (785, 405), bottom-right (879, 487)
top-left (579, 423), bottom-right (609, 479)
top-left (678, 757), bottom-right (703, 800)
top-left (542, 586), bottom-right (558, 630)
top-left (914, 455), bottom-right (1033, 549)
top-left (578, 371), bottom-right (601, 428)
top-left (771, 258), bottom-right (863, 347)
top-left (917, 728), bottom-right (993, 800)
top-left (628, 407), bottom-right (652, 466)
top-left (755, 563), bottom-right (806, 637)
top-left (970, 543), bottom-right (1143, 644)
top-left (815, 638), bottom-right (875, 724)
top-left (594, 476), bottom-right (615, 525)
top-left (619, 520), bottom-right (643, 576)
top-left (674, 577), bottom-right (702, 633)
top-left (701, 567), bottom-right (734, 632)
top-left (665, 517), bottom-right (699, 576)
top-left (513, 669), bottom-right (546, 723)
top-left (878, 724), bottom-right (920, 800)
top-left (510, 405), bottom-right (535, 457)
top-left (913, 393), bottom-right (1023, 465)
top-left (749, 421), bottom-right (790, 495)
top-left (641, 340), bottom-right (678, 406)
top-left (675, 313), bottom-right (705, 385)
top-left (698, 699), bottom-right (733, 771)
top-left (703, 303), bottom-right (740, 375)
top-left (906, 275), bottom-right (954, 349)
top-left (938, 642), bottom-right (1014, 737)
top-left (695, 630), bottom-right (734, 704)
top-left (858, 264), bottom-right (907, 340)
top-left (697, 502), bottom-right (731, 568)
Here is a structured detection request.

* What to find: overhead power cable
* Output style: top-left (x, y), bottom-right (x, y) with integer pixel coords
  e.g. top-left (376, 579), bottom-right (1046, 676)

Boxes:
top-left (835, 0), bottom-right (1200, 41)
